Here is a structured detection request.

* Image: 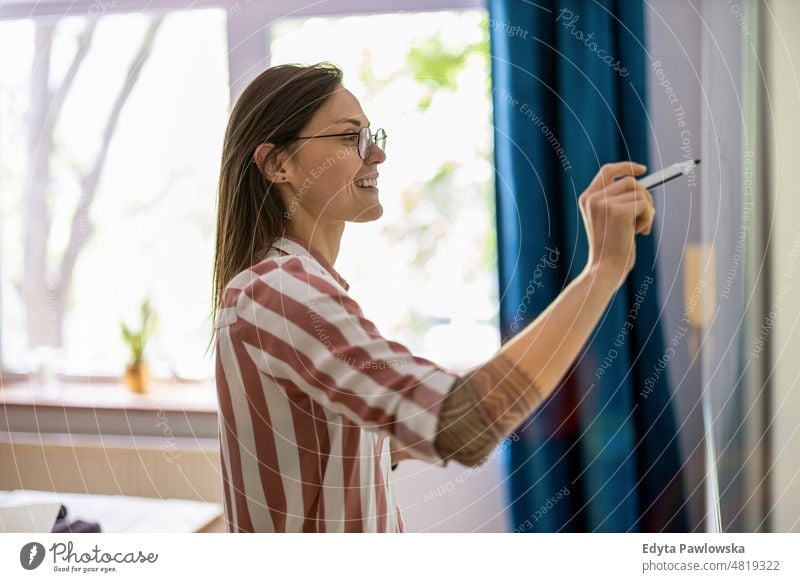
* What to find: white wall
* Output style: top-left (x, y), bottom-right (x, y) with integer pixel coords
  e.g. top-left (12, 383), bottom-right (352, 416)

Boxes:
top-left (392, 455), bottom-right (510, 532)
top-left (765, 0), bottom-right (800, 533)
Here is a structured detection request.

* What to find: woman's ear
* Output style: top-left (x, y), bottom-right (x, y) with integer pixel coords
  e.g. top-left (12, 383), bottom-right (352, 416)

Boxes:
top-left (253, 143), bottom-right (289, 183)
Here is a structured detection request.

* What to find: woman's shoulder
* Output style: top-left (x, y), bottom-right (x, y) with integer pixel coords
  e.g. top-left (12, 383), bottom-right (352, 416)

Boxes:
top-left (250, 249), bottom-right (333, 285)
top-left (227, 251), bottom-right (341, 308)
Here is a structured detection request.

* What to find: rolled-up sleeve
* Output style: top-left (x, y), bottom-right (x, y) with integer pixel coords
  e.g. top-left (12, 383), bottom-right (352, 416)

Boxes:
top-left (230, 255), bottom-right (460, 464)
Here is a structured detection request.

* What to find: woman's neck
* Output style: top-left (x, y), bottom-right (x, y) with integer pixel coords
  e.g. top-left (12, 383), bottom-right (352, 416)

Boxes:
top-left (284, 220), bottom-right (344, 266)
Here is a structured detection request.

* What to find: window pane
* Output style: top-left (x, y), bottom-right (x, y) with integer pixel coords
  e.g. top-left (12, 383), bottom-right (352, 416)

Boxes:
top-left (0, 9), bottom-right (229, 379)
top-left (270, 10), bottom-right (499, 370)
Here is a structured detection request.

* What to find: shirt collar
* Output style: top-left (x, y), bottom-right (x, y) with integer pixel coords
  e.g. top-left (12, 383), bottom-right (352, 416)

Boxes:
top-left (270, 233), bottom-right (350, 291)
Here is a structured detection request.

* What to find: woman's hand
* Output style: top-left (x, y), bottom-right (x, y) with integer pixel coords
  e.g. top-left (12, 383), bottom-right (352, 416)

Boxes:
top-left (578, 161), bottom-right (655, 291)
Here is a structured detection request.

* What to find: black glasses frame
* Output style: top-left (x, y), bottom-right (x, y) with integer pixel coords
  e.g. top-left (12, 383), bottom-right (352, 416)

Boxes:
top-left (294, 127), bottom-right (387, 159)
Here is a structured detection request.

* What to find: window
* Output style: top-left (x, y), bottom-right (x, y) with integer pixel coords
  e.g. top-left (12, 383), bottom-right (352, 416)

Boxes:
top-left (0, 8), bottom-right (229, 379)
top-left (0, 1), bottom-right (497, 384)
top-left (271, 9), bottom-right (499, 371)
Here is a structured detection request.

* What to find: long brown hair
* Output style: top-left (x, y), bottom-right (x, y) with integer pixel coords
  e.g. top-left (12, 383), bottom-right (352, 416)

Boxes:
top-left (211, 62), bottom-right (344, 338)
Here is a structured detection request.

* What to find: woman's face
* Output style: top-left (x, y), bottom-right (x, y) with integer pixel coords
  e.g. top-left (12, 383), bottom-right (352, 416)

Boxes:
top-left (275, 86), bottom-right (386, 225)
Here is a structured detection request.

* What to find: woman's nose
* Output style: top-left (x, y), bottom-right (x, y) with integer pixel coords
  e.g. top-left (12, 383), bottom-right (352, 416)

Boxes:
top-left (367, 143), bottom-right (386, 164)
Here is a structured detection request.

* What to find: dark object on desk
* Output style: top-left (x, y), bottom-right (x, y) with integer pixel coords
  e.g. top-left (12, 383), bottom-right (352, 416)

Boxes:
top-left (51, 504), bottom-right (102, 533)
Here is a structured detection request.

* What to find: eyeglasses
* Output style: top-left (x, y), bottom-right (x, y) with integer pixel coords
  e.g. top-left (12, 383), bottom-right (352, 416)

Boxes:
top-left (293, 127), bottom-right (387, 160)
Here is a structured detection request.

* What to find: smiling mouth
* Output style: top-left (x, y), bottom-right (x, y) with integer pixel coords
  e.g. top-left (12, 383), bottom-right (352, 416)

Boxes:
top-left (354, 178), bottom-right (378, 189)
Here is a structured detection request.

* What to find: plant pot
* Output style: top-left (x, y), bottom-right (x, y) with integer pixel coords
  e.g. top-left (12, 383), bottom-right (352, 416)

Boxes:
top-left (123, 361), bottom-right (151, 395)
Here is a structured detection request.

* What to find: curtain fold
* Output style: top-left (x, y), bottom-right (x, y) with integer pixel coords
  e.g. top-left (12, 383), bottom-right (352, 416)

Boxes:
top-left (488, 0), bottom-right (688, 532)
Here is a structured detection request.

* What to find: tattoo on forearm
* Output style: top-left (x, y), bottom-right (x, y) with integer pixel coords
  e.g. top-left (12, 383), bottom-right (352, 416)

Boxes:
top-left (435, 353), bottom-right (542, 466)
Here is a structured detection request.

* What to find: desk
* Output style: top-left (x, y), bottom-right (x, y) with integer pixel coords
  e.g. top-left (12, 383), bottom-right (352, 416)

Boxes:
top-left (0, 489), bottom-right (223, 533)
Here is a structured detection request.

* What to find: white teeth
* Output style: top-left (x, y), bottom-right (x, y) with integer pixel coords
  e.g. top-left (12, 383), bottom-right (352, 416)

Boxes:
top-left (355, 178), bottom-right (377, 188)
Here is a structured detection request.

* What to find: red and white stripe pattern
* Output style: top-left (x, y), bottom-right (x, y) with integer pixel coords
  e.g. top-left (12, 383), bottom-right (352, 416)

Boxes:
top-left (214, 234), bottom-right (459, 532)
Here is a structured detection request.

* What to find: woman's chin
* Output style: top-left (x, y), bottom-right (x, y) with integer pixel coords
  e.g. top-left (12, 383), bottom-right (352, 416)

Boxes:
top-left (351, 201), bottom-right (383, 223)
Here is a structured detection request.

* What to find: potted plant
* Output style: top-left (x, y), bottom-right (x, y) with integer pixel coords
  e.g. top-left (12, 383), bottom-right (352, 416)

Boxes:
top-left (120, 299), bottom-right (158, 394)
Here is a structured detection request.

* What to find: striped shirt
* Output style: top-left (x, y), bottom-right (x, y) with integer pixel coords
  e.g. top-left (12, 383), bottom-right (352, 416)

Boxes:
top-left (214, 233), bottom-right (460, 532)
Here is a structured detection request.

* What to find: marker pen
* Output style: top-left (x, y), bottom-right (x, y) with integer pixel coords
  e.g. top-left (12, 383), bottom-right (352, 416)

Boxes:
top-left (638, 159), bottom-right (701, 190)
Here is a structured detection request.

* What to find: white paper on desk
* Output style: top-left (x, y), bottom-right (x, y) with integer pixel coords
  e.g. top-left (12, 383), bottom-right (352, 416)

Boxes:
top-left (0, 502), bottom-right (61, 533)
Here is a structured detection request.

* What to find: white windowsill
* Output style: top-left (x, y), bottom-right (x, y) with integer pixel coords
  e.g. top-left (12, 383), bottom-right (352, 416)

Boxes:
top-left (0, 378), bottom-right (217, 415)
top-left (0, 377), bottom-right (219, 440)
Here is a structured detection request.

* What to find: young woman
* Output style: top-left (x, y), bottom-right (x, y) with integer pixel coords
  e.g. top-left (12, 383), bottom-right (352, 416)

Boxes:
top-left (211, 62), bottom-right (654, 532)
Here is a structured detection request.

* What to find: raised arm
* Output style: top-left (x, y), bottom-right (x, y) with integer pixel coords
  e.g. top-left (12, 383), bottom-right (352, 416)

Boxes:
top-left (435, 162), bottom-right (655, 466)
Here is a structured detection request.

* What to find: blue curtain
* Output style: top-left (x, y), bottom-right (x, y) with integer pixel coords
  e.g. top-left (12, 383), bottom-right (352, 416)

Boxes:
top-left (488, 0), bottom-right (688, 532)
